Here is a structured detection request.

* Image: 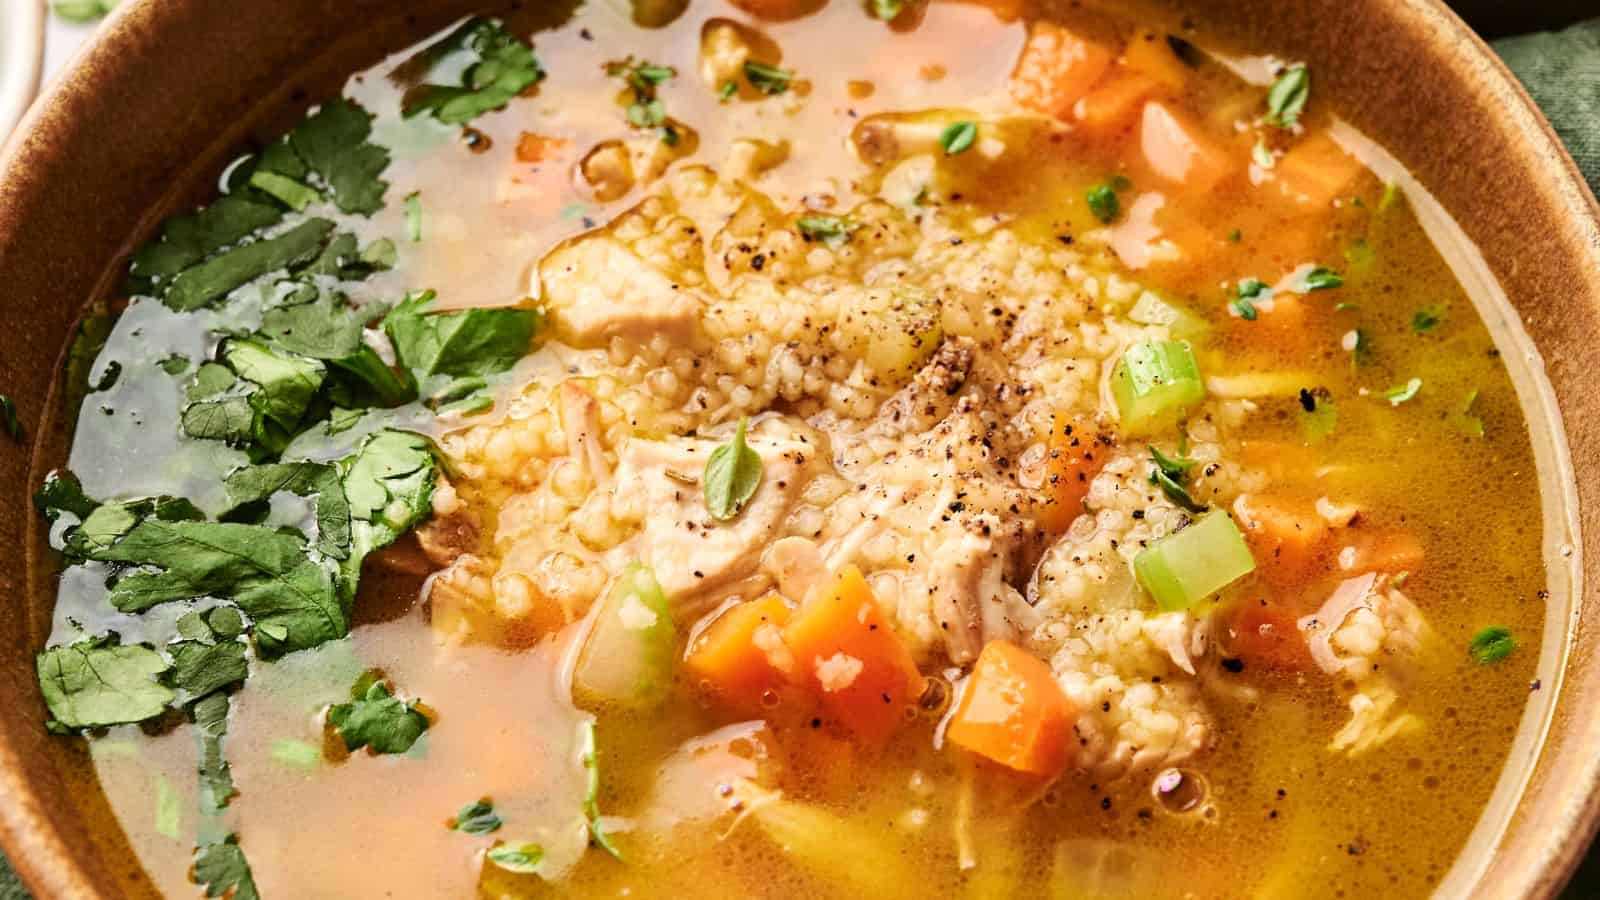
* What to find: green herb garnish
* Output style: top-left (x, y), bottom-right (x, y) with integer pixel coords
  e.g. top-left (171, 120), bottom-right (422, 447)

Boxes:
top-left (36, 636), bottom-right (174, 730)
top-left (1266, 64), bottom-right (1309, 128)
top-left (327, 673), bottom-right (430, 755)
top-left (1229, 297), bottom-right (1258, 321)
top-left (454, 799), bottom-right (505, 835)
top-left (796, 215), bottom-right (858, 248)
top-left (487, 843), bottom-right (546, 874)
top-left (1469, 626), bottom-right (1515, 665)
top-left (195, 836), bottom-right (261, 900)
top-left (1251, 140), bottom-right (1276, 169)
top-left (51, 0), bottom-right (117, 22)
top-left (1299, 386), bottom-right (1338, 444)
top-left (718, 80), bottom-right (738, 102)
top-left (399, 18), bottom-right (544, 125)
top-left (704, 418), bottom-right (763, 521)
top-left (1412, 304), bottom-right (1445, 333)
top-left (580, 719), bottom-right (623, 859)
top-left (743, 61), bottom-right (795, 95)
top-left (383, 290), bottom-right (542, 389)
top-left (1149, 446), bottom-right (1206, 512)
top-left (1086, 182), bottom-right (1121, 224)
top-left (939, 121), bottom-right (978, 155)
top-left (1300, 266), bottom-right (1344, 291)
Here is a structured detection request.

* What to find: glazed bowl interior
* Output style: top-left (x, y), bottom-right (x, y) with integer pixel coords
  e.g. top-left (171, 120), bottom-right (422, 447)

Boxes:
top-left (0, 0), bottom-right (1596, 897)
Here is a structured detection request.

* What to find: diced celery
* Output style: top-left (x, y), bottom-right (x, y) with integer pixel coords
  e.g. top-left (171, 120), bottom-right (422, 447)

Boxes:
top-left (1111, 340), bottom-right (1206, 436)
top-left (1128, 293), bottom-right (1208, 338)
top-left (574, 564), bottom-right (676, 710)
top-left (1133, 511), bottom-right (1255, 611)
top-left (753, 796), bottom-right (915, 892)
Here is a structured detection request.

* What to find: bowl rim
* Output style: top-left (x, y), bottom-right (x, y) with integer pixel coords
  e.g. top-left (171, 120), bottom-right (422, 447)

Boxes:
top-left (0, 0), bottom-right (1597, 897)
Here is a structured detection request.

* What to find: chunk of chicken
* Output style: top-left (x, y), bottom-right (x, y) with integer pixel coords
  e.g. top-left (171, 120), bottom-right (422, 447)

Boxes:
top-left (539, 235), bottom-right (704, 345)
top-left (607, 419), bottom-right (821, 615)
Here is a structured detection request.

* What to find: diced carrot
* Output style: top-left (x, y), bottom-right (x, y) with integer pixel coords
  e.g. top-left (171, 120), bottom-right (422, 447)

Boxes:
top-left (1037, 412), bottom-right (1106, 532)
top-left (783, 567), bottom-right (924, 746)
top-left (1138, 101), bottom-right (1233, 192)
top-left (1075, 68), bottom-right (1161, 134)
top-left (1339, 530), bottom-right (1424, 577)
top-left (515, 132), bottom-right (571, 165)
top-left (1009, 22), bottom-right (1115, 120)
top-left (1233, 494), bottom-right (1329, 587)
top-left (1273, 130), bottom-right (1367, 209)
top-left (947, 641), bottom-right (1075, 776)
top-left (685, 595), bottom-right (798, 717)
top-left (1121, 32), bottom-right (1189, 92)
top-left (1218, 601), bottom-right (1311, 673)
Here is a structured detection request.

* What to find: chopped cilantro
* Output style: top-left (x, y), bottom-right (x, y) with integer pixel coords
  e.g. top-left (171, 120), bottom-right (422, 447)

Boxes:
top-left (337, 430), bottom-right (439, 600)
top-left (406, 192), bottom-right (423, 242)
top-left (1469, 626), bottom-right (1515, 665)
top-left (1237, 278), bottom-right (1271, 299)
top-left (454, 799), bottom-right (504, 835)
top-left (487, 843), bottom-right (545, 874)
top-left (1229, 296), bottom-right (1258, 321)
top-left (128, 195), bottom-right (284, 295)
top-left (796, 215), bottom-right (858, 248)
top-left (1085, 182), bottom-right (1121, 224)
top-left (169, 636), bottom-right (248, 699)
top-left (224, 461), bottom-right (352, 559)
top-left (939, 121), bottom-right (978, 155)
top-left (247, 171), bottom-right (320, 211)
top-left (1266, 64), bottom-right (1309, 128)
top-left (718, 80), bottom-right (738, 102)
top-left (1226, 228), bottom-right (1242, 243)
top-left (36, 635), bottom-right (174, 730)
top-left (1251, 140), bottom-right (1275, 169)
top-left (0, 394), bottom-right (20, 441)
top-left (1148, 446), bottom-right (1205, 512)
top-left (580, 720), bottom-right (622, 859)
top-left (51, 0), bottom-right (117, 23)
top-left (328, 673), bottom-right (430, 755)
top-left (1300, 266), bottom-right (1343, 291)
top-left (195, 836), bottom-right (260, 900)
top-left (1412, 304), bottom-right (1445, 333)
top-left (383, 290), bottom-right (541, 387)
top-left (164, 218), bottom-right (335, 312)
top-left (399, 18), bottom-right (545, 125)
top-left (743, 61), bottom-right (795, 95)
top-left (194, 692), bottom-right (237, 811)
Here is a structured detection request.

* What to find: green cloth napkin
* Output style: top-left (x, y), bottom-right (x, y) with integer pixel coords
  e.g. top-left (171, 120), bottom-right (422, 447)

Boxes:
top-left (1, 14), bottom-right (1598, 900)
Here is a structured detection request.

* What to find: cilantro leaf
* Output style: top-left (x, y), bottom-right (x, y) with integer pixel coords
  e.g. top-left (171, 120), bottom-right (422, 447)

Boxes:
top-left (487, 843), bottom-right (545, 874)
top-left (128, 195), bottom-right (284, 294)
top-left (1469, 626), bottom-right (1515, 665)
top-left (35, 470), bottom-right (97, 523)
top-left (258, 293), bottom-right (414, 408)
top-left (939, 121), bottom-right (977, 155)
top-left (399, 18), bottom-right (545, 125)
top-left (453, 799), bottom-right (504, 835)
top-left (195, 835), bottom-right (260, 900)
top-left (222, 339), bottom-right (327, 436)
top-left (164, 218), bottom-right (335, 311)
top-left (743, 61), bottom-right (795, 95)
top-left (703, 418), bottom-right (762, 522)
top-left (1148, 446), bottom-right (1206, 512)
top-left (287, 99), bottom-right (391, 216)
top-left (796, 215), bottom-right (858, 248)
top-left (224, 462), bottom-right (352, 560)
top-left (1412, 304), bottom-right (1446, 333)
top-left (1300, 266), bottom-right (1343, 291)
top-left (36, 636), bottom-right (175, 730)
top-left (169, 639), bottom-right (248, 699)
top-left (1266, 64), bottom-right (1309, 128)
top-left (338, 430), bottom-right (438, 600)
top-left (382, 291), bottom-right (541, 385)
top-left (193, 692), bottom-right (237, 811)
top-left (328, 675), bottom-right (429, 754)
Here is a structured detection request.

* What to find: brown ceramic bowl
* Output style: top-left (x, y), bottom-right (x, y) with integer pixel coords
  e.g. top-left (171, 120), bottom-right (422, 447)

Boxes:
top-left (0, 0), bottom-right (1595, 896)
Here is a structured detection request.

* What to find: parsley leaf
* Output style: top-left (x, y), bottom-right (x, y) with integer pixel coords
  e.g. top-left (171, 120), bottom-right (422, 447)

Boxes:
top-left (1266, 64), bottom-right (1309, 128)
top-left (285, 99), bottom-right (391, 216)
top-left (580, 719), bottom-right (622, 859)
top-left (1469, 626), bottom-right (1515, 665)
top-left (224, 461), bottom-right (351, 560)
top-left (453, 799), bottom-right (504, 835)
top-left (939, 121), bottom-right (978, 155)
top-left (195, 835), bottom-right (260, 900)
top-left (1148, 446), bottom-right (1206, 512)
top-left (34, 470), bottom-right (97, 523)
top-left (1412, 304), bottom-right (1446, 333)
top-left (796, 215), bottom-right (858, 248)
top-left (328, 674), bottom-right (430, 755)
top-left (193, 692), bottom-right (238, 811)
top-left (1300, 266), bottom-right (1343, 291)
top-left (164, 218), bottom-right (335, 312)
top-left (487, 843), bottom-right (545, 874)
top-left (1086, 181), bottom-right (1121, 224)
top-left (383, 290), bottom-right (541, 386)
top-left (743, 61), bottom-right (795, 95)
top-left (704, 418), bottom-right (763, 521)
top-left (0, 394), bottom-right (20, 441)
top-left (338, 430), bottom-right (438, 599)
top-left (405, 192), bottom-right (423, 243)
top-left (36, 635), bottom-right (174, 730)
top-left (399, 18), bottom-right (545, 125)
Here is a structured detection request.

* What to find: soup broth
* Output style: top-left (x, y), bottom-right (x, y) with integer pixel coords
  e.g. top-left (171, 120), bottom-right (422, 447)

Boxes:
top-left (34, 2), bottom-right (1548, 898)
